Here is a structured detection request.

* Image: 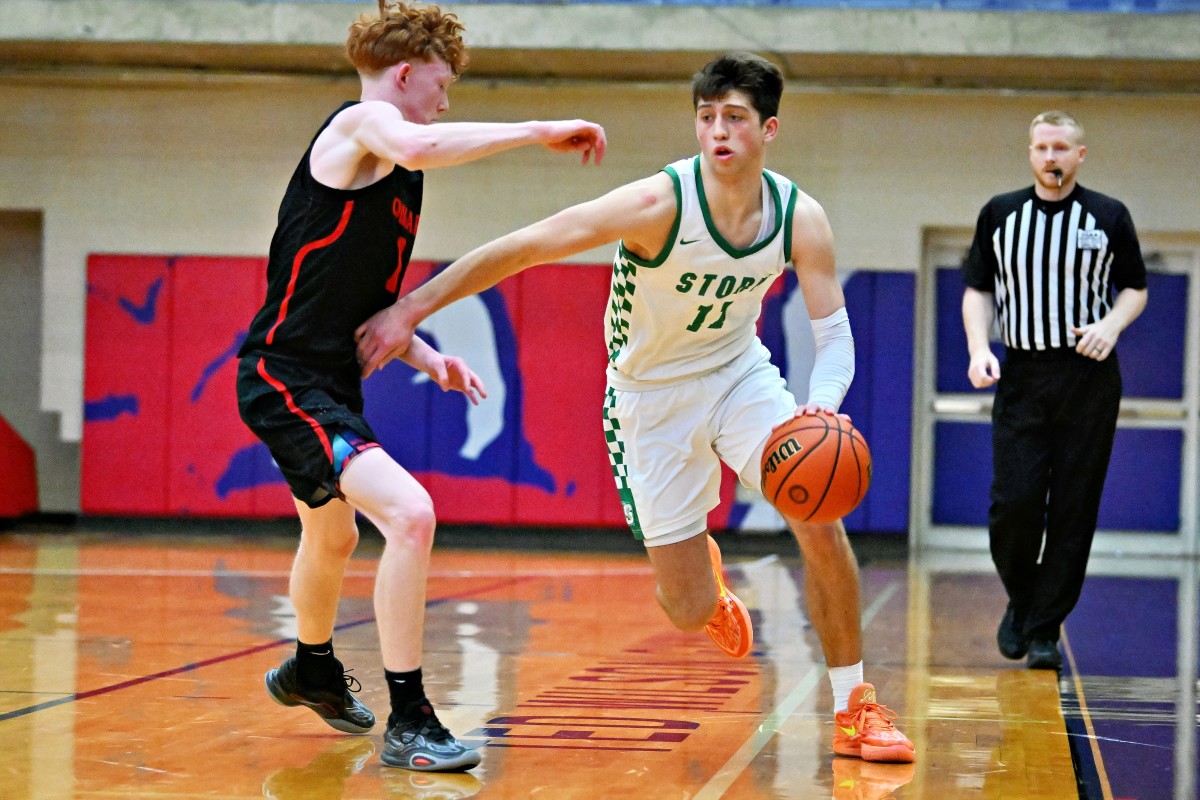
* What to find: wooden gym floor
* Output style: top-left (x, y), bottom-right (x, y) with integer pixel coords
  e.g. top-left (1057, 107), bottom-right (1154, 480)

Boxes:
top-left (0, 520), bottom-right (1195, 799)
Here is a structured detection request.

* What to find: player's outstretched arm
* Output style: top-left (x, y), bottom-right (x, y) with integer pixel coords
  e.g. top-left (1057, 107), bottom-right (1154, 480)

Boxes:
top-left (355, 174), bottom-right (675, 377)
top-left (314, 102), bottom-right (605, 184)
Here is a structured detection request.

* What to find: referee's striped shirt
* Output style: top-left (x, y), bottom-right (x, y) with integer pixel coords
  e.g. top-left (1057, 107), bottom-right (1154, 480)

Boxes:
top-left (963, 184), bottom-right (1147, 351)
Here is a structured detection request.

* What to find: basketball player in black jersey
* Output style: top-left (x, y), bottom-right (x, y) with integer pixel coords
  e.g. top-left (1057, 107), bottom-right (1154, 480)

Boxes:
top-left (236, 0), bottom-right (605, 772)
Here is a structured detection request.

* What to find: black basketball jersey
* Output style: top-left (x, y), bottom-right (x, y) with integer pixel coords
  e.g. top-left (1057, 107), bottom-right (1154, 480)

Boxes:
top-left (240, 102), bottom-right (424, 368)
top-left (963, 184), bottom-right (1146, 351)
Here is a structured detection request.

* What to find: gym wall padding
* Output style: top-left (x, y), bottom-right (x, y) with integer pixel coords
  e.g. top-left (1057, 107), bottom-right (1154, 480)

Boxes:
top-left (82, 255), bottom-right (173, 515)
top-left (81, 254), bottom-right (913, 532)
top-left (0, 414), bottom-right (37, 519)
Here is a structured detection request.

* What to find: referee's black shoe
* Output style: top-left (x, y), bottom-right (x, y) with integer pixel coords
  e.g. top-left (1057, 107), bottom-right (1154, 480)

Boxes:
top-left (265, 656), bottom-right (376, 734)
top-left (997, 604), bottom-right (1029, 660)
top-left (1026, 639), bottom-right (1063, 671)
top-left (382, 699), bottom-right (481, 772)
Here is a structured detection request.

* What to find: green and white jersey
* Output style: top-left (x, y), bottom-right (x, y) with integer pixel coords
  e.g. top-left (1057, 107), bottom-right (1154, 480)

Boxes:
top-left (605, 156), bottom-right (798, 389)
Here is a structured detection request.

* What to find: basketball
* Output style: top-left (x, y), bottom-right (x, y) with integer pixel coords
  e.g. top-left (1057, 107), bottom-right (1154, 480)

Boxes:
top-left (759, 414), bottom-right (872, 523)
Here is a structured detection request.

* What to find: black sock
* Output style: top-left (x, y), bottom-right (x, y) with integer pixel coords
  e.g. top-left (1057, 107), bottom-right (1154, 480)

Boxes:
top-left (296, 639), bottom-right (338, 686)
top-left (385, 667), bottom-right (426, 726)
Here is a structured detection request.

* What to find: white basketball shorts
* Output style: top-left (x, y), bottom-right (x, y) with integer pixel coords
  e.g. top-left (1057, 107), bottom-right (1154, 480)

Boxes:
top-left (602, 340), bottom-right (798, 547)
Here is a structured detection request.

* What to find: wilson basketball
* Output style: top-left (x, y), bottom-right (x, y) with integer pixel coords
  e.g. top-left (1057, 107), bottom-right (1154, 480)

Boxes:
top-left (759, 414), bottom-right (872, 523)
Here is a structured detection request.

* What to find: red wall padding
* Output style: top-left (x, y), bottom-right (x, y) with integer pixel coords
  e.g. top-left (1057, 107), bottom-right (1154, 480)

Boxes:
top-left (165, 257), bottom-right (294, 516)
top-left (80, 254), bottom-right (912, 534)
top-left (512, 266), bottom-right (623, 527)
top-left (82, 255), bottom-right (173, 514)
top-left (0, 414), bottom-right (37, 518)
top-left (82, 255), bottom-right (627, 524)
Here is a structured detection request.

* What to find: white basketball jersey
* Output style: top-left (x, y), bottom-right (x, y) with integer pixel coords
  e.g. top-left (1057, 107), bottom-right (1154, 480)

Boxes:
top-left (605, 156), bottom-right (797, 388)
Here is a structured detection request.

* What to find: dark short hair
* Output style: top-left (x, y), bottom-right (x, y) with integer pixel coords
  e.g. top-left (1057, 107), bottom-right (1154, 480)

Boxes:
top-left (692, 53), bottom-right (783, 122)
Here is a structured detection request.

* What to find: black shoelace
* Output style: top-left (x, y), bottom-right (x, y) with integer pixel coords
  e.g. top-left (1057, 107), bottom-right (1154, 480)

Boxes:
top-left (339, 669), bottom-right (363, 695)
top-left (416, 712), bottom-right (452, 743)
top-left (394, 708), bottom-right (453, 744)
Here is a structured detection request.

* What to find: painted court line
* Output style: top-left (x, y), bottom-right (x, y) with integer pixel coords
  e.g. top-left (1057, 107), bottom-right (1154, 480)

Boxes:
top-left (0, 576), bottom-right (530, 724)
top-left (1062, 628), bottom-right (1115, 800)
top-left (693, 580), bottom-right (902, 800)
top-left (0, 566), bottom-right (655, 579)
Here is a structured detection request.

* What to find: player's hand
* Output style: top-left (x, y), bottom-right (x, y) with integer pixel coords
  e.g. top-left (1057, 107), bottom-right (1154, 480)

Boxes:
top-left (355, 300), bottom-right (417, 377)
top-left (432, 355), bottom-right (487, 405)
top-left (793, 404), bottom-right (850, 421)
top-left (542, 120), bottom-right (607, 165)
top-left (967, 349), bottom-right (1000, 388)
top-left (1071, 323), bottom-right (1118, 361)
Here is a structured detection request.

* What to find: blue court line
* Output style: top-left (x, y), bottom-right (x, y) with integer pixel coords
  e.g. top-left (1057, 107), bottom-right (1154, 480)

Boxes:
top-left (0, 575), bottom-right (530, 724)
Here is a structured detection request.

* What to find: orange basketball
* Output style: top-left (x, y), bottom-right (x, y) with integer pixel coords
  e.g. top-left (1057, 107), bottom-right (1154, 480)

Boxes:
top-left (759, 414), bottom-right (872, 523)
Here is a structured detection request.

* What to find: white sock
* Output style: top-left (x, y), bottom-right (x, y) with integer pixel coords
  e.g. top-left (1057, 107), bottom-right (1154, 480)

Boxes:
top-left (829, 662), bottom-right (864, 713)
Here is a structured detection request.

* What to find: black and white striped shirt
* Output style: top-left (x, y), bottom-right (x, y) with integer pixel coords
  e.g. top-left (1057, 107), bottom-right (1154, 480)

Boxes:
top-left (963, 184), bottom-right (1146, 351)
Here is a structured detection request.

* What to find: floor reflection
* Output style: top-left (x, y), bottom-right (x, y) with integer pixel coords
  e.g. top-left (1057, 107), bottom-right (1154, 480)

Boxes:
top-left (0, 529), bottom-right (1195, 798)
top-left (262, 738), bottom-right (376, 799)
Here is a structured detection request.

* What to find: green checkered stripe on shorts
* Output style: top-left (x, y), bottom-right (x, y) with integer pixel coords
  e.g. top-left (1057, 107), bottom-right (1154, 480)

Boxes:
top-left (607, 253), bottom-right (636, 363)
top-left (602, 386), bottom-right (642, 538)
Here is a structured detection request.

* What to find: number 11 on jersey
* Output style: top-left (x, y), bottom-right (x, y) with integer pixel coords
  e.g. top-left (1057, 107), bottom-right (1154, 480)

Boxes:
top-left (686, 301), bottom-right (733, 332)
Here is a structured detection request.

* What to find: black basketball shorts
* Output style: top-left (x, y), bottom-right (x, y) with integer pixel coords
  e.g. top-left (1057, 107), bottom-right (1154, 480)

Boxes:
top-left (236, 353), bottom-right (380, 508)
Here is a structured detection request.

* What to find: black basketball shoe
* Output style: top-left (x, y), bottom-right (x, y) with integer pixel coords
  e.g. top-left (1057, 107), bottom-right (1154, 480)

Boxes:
top-left (997, 604), bottom-right (1029, 660)
top-left (265, 656), bottom-right (376, 734)
top-left (381, 699), bottom-right (481, 772)
top-left (1026, 639), bottom-right (1063, 671)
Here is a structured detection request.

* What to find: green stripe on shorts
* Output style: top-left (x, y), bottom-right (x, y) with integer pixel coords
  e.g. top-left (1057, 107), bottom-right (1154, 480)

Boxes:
top-left (602, 386), bottom-right (642, 539)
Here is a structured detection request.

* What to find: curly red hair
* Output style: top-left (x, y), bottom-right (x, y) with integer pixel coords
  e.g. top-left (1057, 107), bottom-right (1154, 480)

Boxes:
top-left (346, 0), bottom-right (469, 77)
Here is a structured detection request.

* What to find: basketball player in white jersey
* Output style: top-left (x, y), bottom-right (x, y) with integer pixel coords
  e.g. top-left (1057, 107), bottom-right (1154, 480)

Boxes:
top-left (355, 52), bottom-right (914, 764)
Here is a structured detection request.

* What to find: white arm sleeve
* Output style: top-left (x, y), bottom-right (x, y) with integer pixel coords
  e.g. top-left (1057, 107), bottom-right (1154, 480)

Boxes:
top-left (806, 307), bottom-right (854, 410)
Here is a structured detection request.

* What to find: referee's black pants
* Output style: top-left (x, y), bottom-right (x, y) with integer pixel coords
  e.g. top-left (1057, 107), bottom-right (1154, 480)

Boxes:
top-left (989, 347), bottom-right (1122, 644)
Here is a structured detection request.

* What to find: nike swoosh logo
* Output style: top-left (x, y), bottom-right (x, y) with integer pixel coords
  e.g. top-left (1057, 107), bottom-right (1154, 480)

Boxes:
top-left (839, 725), bottom-right (856, 736)
top-left (679, 238), bottom-right (702, 245)
top-left (311, 650), bottom-right (331, 656)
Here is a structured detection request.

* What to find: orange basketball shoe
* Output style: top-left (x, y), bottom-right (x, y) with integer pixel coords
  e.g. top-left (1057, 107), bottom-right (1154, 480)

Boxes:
top-left (832, 757), bottom-right (915, 800)
top-left (832, 684), bottom-right (915, 763)
top-left (703, 535), bottom-right (753, 659)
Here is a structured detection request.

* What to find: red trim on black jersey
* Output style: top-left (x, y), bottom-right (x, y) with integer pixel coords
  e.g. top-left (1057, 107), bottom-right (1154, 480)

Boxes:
top-left (266, 200), bottom-right (355, 345)
top-left (256, 357), bottom-right (333, 462)
top-left (385, 233), bottom-right (410, 295)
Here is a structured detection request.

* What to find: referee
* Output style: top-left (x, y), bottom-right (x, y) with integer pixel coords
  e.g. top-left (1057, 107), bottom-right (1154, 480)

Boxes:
top-left (962, 110), bottom-right (1148, 671)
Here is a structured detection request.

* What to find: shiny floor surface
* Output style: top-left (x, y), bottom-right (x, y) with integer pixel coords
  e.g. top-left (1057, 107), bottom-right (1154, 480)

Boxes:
top-left (0, 525), bottom-right (1196, 799)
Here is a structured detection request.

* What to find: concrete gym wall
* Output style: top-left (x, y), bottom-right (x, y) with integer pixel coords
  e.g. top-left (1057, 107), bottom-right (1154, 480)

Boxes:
top-left (1, 73), bottom-right (1198, 510)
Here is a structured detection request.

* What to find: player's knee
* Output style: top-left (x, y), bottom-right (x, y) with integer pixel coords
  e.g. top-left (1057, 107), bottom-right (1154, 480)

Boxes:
top-left (302, 524), bottom-right (359, 560)
top-left (375, 498), bottom-right (437, 551)
top-left (331, 527), bottom-right (360, 559)
top-left (657, 586), bottom-right (716, 632)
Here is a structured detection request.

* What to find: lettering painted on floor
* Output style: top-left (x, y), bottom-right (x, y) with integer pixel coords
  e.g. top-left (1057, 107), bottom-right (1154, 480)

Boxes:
top-left (464, 632), bottom-right (759, 752)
